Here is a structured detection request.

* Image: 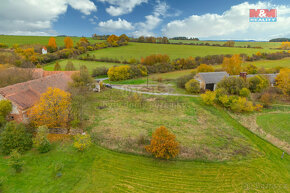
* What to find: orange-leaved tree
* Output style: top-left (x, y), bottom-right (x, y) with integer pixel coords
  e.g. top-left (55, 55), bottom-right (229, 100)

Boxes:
top-left (48, 37), bottom-right (57, 49)
top-left (222, 54), bottom-right (242, 75)
top-left (145, 126), bottom-right (179, 159)
top-left (28, 87), bottom-right (71, 128)
top-left (275, 68), bottom-right (290, 95)
top-left (64, 37), bottom-right (73, 49)
top-left (107, 34), bottom-right (119, 44)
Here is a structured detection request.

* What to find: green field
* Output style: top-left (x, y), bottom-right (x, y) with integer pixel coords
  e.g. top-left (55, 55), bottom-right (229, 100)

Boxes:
top-left (0, 92), bottom-right (289, 192)
top-left (0, 35), bottom-right (104, 47)
top-left (244, 57), bottom-right (290, 69)
top-left (169, 40), bottom-right (282, 49)
top-left (86, 42), bottom-right (277, 60)
top-left (43, 59), bottom-right (120, 73)
top-left (257, 113), bottom-right (290, 144)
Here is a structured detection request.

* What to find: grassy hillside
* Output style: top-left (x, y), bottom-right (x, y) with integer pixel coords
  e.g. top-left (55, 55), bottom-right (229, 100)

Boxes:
top-left (0, 35), bottom-right (104, 47)
top-left (43, 59), bottom-right (120, 74)
top-left (169, 40), bottom-right (282, 49)
top-left (86, 42), bottom-right (277, 60)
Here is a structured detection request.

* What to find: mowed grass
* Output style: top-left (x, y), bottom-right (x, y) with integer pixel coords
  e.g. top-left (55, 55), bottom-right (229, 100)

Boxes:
top-left (257, 113), bottom-right (290, 144)
top-left (169, 40), bottom-right (282, 49)
top-left (0, 94), bottom-right (289, 192)
top-left (43, 59), bottom-right (121, 74)
top-left (88, 90), bottom-right (260, 161)
top-left (0, 35), bottom-right (104, 47)
top-left (86, 42), bottom-right (277, 60)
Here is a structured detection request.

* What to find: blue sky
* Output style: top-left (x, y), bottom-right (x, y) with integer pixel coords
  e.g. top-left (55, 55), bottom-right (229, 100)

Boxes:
top-left (0, 0), bottom-right (289, 40)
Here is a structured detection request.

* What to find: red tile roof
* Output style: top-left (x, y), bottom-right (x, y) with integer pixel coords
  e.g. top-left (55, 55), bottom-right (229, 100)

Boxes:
top-left (0, 72), bottom-right (75, 110)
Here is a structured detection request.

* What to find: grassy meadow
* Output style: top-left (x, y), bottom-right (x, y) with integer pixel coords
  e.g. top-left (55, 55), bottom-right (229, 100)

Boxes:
top-left (0, 35), bottom-right (104, 47)
top-left (169, 40), bottom-right (282, 49)
top-left (243, 57), bottom-right (290, 69)
top-left (85, 42), bottom-right (277, 60)
top-left (43, 59), bottom-right (121, 74)
top-left (0, 90), bottom-right (289, 192)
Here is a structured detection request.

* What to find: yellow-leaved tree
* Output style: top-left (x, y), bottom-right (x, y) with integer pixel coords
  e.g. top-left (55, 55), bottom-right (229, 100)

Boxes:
top-left (107, 35), bottom-right (119, 44)
top-left (28, 87), bottom-right (71, 128)
top-left (64, 37), bottom-right (74, 49)
top-left (222, 54), bottom-right (242, 75)
top-left (275, 68), bottom-right (290, 95)
top-left (280, 42), bottom-right (290, 50)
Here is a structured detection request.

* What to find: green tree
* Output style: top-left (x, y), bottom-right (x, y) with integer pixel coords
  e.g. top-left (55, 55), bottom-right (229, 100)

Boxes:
top-left (33, 125), bottom-right (51, 153)
top-left (247, 75), bottom-right (270, 93)
top-left (8, 150), bottom-right (24, 173)
top-left (217, 76), bottom-right (247, 95)
top-left (0, 122), bottom-right (32, 155)
top-left (70, 65), bottom-right (93, 87)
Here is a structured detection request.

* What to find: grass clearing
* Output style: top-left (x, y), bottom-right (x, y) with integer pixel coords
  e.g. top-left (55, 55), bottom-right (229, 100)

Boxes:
top-left (87, 89), bottom-right (260, 161)
top-left (0, 35), bottom-right (104, 47)
top-left (86, 42), bottom-right (277, 60)
top-left (43, 59), bottom-right (121, 74)
top-left (243, 57), bottom-right (290, 69)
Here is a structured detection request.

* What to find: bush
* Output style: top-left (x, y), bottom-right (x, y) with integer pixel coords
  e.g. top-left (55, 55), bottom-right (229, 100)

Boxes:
top-left (244, 64), bottom-right (258, 74)
top-left (141, 54), bottom-right (170, 66)
top-left (176, 73), bottom-right (195, 88)
top-left (33, 126), bottom-right (51, 153)
top-left (8, 150), bottom-right (24, 173)
top-left (201, 90), bottom-right (216, 105)
top-left (230, 97), bottom-right (254, 112)
top-left (239, 88), bottom-right (251, 97)
top-left (0, 100), bottom-right (12, 118)
top-left (73, 134), bottom-right (92, 151)
top-left (92, 67), bottom-right (108, 77)
top-left (260, 93), bottom-right (274, 108)
top-left (185, 79), bottom-right (200, 94)
top-left (107, 65), bottom-right (131, 81)
top-left (145, 126), bottom-right (179, 159)
top-left (197, 64), bottom-right (214, 73)
top-left (217, 76), bottom-right (247, 95)
top-left (0, 122), bottom-right (32, 155)
top-left (247, 75), bottom-right (270, 93)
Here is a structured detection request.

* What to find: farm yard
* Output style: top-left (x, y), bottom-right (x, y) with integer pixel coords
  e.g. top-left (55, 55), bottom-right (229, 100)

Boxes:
top-left (0, 34), bottom-right (289, 193)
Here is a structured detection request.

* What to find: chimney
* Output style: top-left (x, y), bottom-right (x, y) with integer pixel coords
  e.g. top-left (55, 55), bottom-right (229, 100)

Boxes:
top-left (240, 72), bottom-right (247, 80)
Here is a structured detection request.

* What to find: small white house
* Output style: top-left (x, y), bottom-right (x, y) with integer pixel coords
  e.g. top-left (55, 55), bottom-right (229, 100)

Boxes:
top-left (42, 47), bottom-right (47, 54)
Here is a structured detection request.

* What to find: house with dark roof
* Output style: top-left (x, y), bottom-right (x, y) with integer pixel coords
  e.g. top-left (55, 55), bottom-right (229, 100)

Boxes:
top-left (195, 72), bottom-right (229, 91)
top-left (195, 71), bottom-right (278, 91)
top-left (0, 70), bottom-right (76, 123)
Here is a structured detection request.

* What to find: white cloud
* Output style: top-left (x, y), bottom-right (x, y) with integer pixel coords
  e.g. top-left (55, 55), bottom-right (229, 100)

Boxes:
top-left (162, 1), bottom-right (290, 40)
top-left (0, 0), bottom-right (97, 35)
top-left (98, 0), bottom-right (147, 16)
top-left (98, 18), bottom-right (134, 32)
top-left (131, 0), bottom-right (168, 37)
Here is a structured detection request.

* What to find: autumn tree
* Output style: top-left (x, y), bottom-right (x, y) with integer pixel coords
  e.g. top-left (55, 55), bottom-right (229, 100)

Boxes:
top-left (222, 54), bottom-right (242, 75)
top-left (64, 37), bottom-right (74, 49)
top-left (70, 65), bottom-right (93, 87)
top-left (119, 34), bottom-right (129, 42)
top-left (275, 68), bottom-right (290, 95)
top-left (54, 61), bottom-right (61, 71)
top-left (244, 64), bottom-right (258, 74)
top-left (48, 37), bottom-right (57, 49)
top-left (223, 40), bottom-right (235, 47)
top-left (145, 126), bottom-right (179, 159)
top-left (0, 100), bottom-right (12, 127)
top-left (107, 35), bottom-right (119, 44)
top-left (197, 64), bottom-right (215, 73)
top-left (28, 87), bottom-right (71, 128)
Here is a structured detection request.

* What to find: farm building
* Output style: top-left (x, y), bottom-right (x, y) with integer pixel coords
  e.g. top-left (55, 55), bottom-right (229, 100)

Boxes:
top-left (195, 71), bottom-right (278, 91)
top-left (0, 69), bottom-right (76, 123)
